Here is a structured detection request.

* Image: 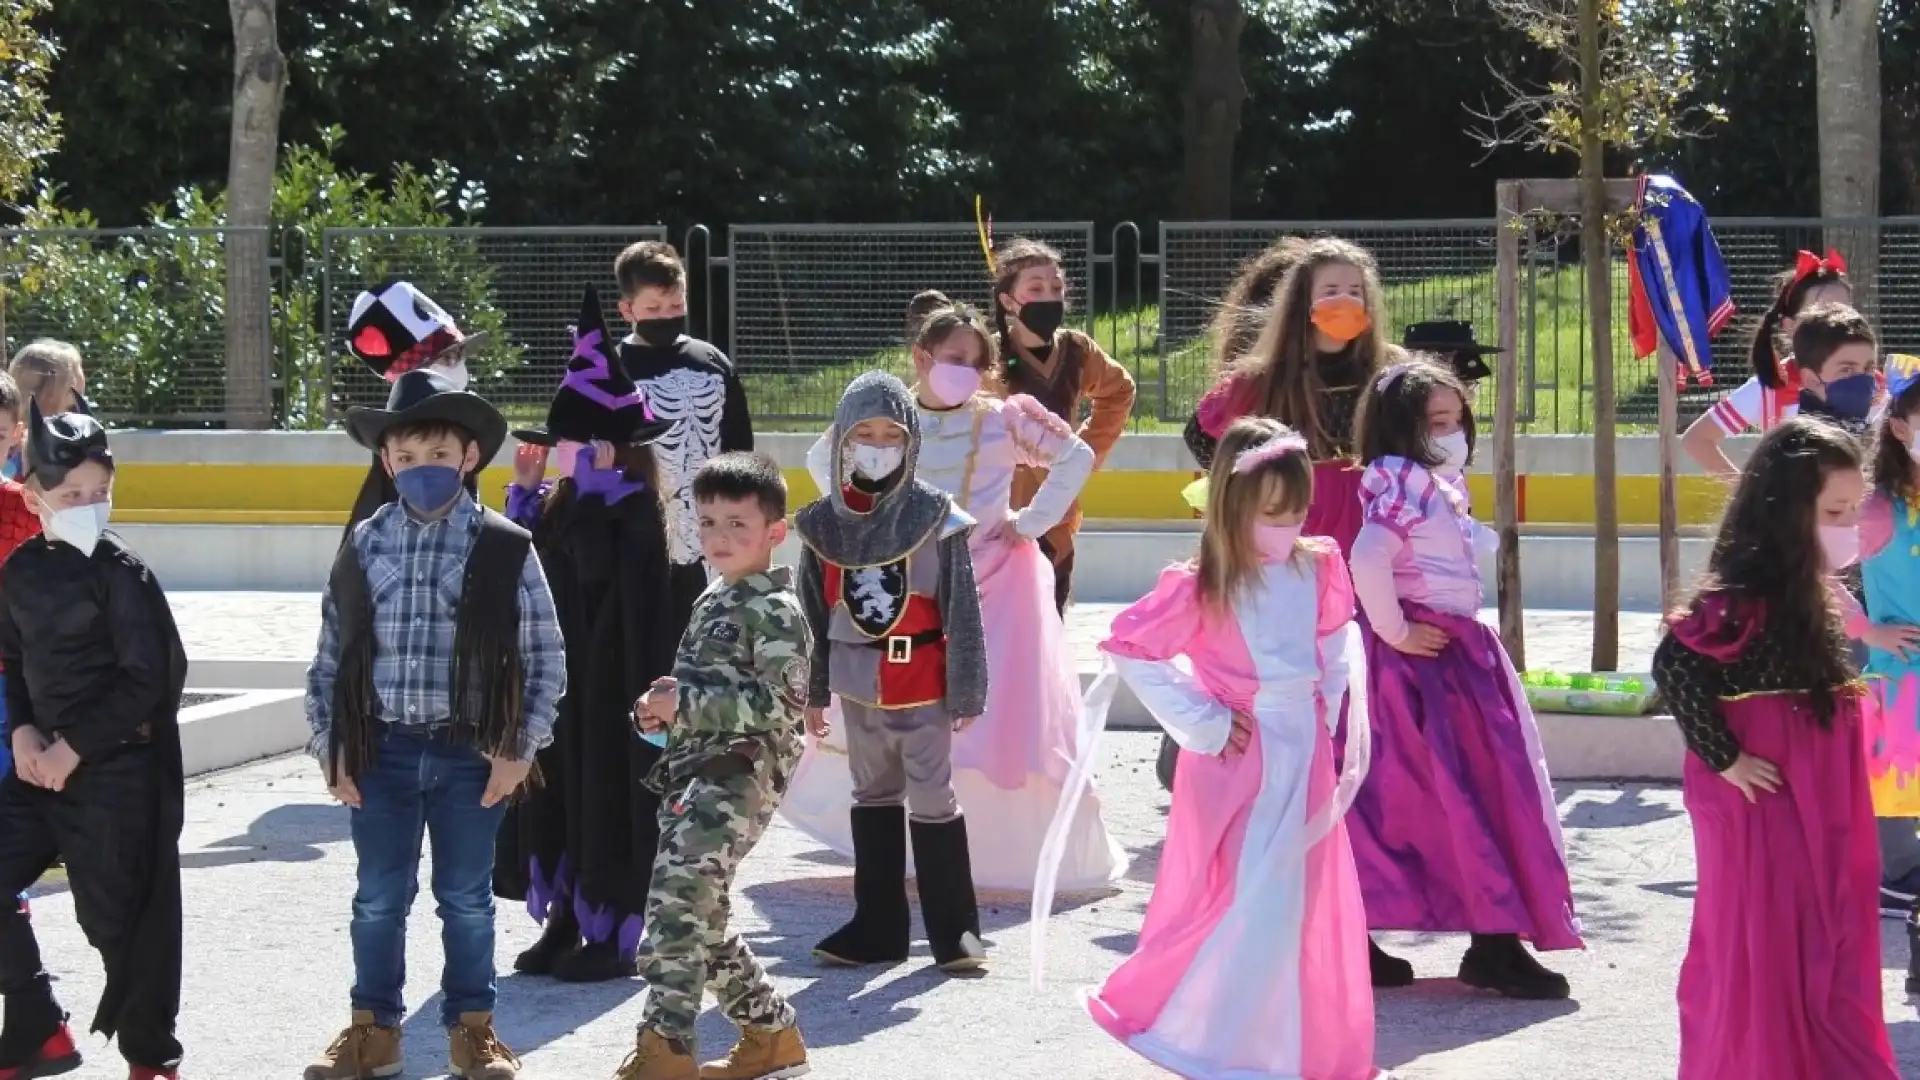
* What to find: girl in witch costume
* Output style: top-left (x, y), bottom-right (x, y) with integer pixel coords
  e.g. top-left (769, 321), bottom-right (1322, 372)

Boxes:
top-left (1344, 358), bottom-right (1579, 996)
top-left (795, 371), bottom-right (992, 973)
top-left (1186, 238), bottom-right (1405, 559)
top-left (341, 280), bottom-right (488, 537)
top-left (785, 298), bottom-right (1126, 891)
top-left (1653, 417), bottom-right (1897, 1080)
top-left (493, 288), bottom-right (681, 983)
top-left (985, 232), bottom-right (1136, 614)
top-left (0, 401), bottom-right (189, 1080)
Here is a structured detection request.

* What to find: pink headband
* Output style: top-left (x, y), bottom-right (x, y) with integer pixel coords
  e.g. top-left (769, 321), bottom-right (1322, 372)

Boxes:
top-left (1232, 433), bottom-right (1310, 474)
top-left (1375, 363), bottom-right (1411, 393)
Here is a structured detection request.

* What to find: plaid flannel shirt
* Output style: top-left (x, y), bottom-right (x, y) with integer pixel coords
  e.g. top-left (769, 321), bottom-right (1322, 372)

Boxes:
top-left (304, 493), bottom-right (565, 762)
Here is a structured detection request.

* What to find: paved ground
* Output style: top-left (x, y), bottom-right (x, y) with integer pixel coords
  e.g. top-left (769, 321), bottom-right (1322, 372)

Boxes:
top-left (24, 594), bottom-right (1882, 1079)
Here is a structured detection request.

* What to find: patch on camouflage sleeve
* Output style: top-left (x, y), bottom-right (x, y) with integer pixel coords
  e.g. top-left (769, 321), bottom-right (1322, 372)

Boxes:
top-left (706, 620), bottom-right (743, 644)
top-left (776, 655), bottom-right (809, 709)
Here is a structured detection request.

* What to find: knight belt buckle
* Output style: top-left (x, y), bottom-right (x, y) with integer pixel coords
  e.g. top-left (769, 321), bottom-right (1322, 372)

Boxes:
top-left (885, 635), bottom-right (913, 665)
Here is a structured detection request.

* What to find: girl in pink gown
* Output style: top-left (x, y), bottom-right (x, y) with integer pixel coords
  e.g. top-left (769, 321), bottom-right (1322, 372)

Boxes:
top-left (1035, 416), bottom-right (1384, 1080)
top-left (1652, 416), bottom-right (1897, 1080)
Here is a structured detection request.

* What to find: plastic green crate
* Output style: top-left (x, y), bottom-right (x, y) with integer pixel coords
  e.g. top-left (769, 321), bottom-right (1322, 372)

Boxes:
top-left (1520, 672), bottom-right (1658, 716)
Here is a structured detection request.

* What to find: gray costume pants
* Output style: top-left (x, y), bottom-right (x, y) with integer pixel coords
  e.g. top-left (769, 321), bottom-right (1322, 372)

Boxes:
top-left (841, 700), bottom-right (959, 823)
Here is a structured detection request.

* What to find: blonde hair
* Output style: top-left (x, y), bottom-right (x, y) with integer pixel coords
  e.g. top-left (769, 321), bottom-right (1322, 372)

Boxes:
top-left (1232, 238), bottom-right (1394, 459)
top-left (1194, 417), bottom-right (1315, 612)
top-left (9, 339), bottom-right (84, 414)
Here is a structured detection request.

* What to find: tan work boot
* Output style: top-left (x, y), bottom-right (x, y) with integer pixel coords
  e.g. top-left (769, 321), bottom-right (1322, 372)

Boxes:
top-left (611, 1028), bottom-right (699, 1080)
top-left (447, 1011), bottom-right (521, 1080)
top-left (699, 1023), bottom-right (810, 1079)
top-left (303, 1011), bottom-right (402, 1080)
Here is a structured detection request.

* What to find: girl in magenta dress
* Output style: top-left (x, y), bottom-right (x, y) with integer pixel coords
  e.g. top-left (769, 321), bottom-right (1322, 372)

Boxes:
top-left (1183, 237), bottom-right (1405, 558)
top-left (1653, 416), bottom-right (1897, 1080)
top-left (1034, 416), bottom-right (1384, 1080)
top-left (1345, 357), bottom-right (1579, 997)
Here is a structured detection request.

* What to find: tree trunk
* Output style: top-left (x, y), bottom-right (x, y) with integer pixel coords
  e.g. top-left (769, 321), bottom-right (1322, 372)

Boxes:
top-left (1581, 0), bottom-right (1619, 671)
top-left (1177, 0), bottom-right (1247, 219)
top-left (224, 0), bottom-right (285, 429)
top-left (1807, 0), bottom-right (1880, 309)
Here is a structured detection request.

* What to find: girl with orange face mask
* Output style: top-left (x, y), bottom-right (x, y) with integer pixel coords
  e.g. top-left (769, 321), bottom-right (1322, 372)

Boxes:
top-left (1186, 238), bottom-right (1404, 558)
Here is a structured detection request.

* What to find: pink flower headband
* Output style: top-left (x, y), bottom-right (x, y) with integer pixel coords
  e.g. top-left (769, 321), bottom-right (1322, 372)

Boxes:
top-left (1232, 433), bottom-right (1310, 474)
top-left (1375, 363), bottom-right (1411, 393)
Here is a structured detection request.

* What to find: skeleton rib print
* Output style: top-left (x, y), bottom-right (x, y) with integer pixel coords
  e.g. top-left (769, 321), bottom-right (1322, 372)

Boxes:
top-left (639, 368), bottom-right (728, 565)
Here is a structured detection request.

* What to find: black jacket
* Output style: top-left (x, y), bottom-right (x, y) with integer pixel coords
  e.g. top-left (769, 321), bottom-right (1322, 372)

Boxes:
top-left (0, 534), bottom-right (182, 761)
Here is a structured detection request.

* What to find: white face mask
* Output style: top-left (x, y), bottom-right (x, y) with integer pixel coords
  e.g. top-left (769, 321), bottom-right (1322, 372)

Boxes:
top-left (1433, 430), bottom-right (1471, 475)
top-left (1908, 435), bottom-right (1920, 464)
top-left (1819, 523), bottom-right (1860, 569)
top-left (44, 500), bottom-right (110, 557)
top-left (848, 443), bottom-right (905, 482)
top-left (434, 360), bottom-right (471, 392)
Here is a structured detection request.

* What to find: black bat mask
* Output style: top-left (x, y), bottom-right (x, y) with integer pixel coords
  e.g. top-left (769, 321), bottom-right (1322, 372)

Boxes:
top-left (24, 397), bottom-right (112, 489)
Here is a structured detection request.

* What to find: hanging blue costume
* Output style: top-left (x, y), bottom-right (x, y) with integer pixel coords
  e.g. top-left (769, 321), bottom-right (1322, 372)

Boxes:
top-left (1627, 173), bottom-right (1736, 384)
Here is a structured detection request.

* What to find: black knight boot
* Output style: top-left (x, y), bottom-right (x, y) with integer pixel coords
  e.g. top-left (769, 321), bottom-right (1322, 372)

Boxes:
top-left (814, 805), bottom-right (911, 967)
top-left (513, 900), bottom-right (580, 976)
top-left (1369, 937), bottom-right (1415, 988)
top-left (909, 815), bottom-right (987, 973)
top-left (1458, 933), bottom-right (1570, 1000)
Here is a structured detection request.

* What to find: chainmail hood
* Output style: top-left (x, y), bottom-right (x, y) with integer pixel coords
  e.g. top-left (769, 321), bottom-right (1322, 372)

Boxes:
top-left (794, 371), bottom-right (952, 566)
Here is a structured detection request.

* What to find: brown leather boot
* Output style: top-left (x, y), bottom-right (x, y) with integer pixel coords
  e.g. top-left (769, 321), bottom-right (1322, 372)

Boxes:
top-left (698, 1023), bottom-right (809, 1079)
top-left (611, 1029), bottom-right (699, 1080)
top-left (303, 1011), bottom-right (402, 1080)
top-left (447, 1012), bottom-right (521, 1080)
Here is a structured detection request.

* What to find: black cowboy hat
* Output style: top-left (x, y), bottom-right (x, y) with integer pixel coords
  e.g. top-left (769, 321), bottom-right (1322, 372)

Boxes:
top-left (346, 280), bottom-right (487, 382)
top-left (23, 397), bottom-right (112, 488)
top-left (345, 368), bottom-right (509, 468)
top-left (512, 286), bottom-right (676, 448)
top-left (1403, 319), bottom-right (1500, 383)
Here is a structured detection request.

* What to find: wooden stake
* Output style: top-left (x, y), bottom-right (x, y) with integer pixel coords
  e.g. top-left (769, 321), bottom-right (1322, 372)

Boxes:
top-left (1494, 181), bottom-right (1525, 669)
top-left (1657, 341), bottom-right (1680, 614)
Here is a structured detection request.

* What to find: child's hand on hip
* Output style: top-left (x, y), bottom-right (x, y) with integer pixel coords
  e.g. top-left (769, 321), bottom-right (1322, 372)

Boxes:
top-left (1221, 711), bottom-right (1254, 758)
top-left (482, 755), bottom-right (534, 808)
top-left (1718, 752), bottom-right (1782, 803)
top-left (1863, 621), bottom-right (1920, 659)
top-left (1390, 623), bottom-right (1450, 658)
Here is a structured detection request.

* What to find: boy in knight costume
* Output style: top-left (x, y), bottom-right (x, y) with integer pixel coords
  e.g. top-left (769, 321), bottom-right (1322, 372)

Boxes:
top-left (304, 369), bottom-right (566, 1080)
top-left (0, 401), bottom-right (189, 1080)
top-left (795, 372), bottom-right (990, 973)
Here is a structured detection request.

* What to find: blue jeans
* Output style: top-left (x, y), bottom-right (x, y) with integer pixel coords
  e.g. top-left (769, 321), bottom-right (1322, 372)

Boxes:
top-left (349, 728), bottom-right (505, 1028)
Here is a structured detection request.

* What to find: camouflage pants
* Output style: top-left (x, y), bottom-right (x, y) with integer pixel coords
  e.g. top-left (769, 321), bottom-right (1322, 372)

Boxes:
top-left (637, 754), bottom-right (795, 1044)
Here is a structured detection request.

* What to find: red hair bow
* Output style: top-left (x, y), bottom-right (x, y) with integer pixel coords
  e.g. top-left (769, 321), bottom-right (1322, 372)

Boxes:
top-left (1791, 248), bottom-right (1848, 289)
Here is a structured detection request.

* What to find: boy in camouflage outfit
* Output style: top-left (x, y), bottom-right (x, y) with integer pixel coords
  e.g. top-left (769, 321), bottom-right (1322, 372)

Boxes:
top-left (616, 452), bottom-right (811, 1080)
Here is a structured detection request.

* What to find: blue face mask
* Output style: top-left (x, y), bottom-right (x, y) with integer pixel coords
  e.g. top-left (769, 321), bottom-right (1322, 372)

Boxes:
top-left (1, 450), bottom-right (17, 482)
top-left (1822, 372), bottom-right (1878, 420)
top-left (392, 464), bottom-right (464, 514)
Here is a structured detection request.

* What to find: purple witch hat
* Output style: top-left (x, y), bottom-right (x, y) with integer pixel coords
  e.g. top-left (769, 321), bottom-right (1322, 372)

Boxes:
top-left (512, 287), bottom-right (674, 447)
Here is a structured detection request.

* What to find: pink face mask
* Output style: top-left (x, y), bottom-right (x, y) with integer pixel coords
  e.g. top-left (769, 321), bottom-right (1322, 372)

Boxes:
top-left (1252, 524), bottom-right (1302, 562)
top-left (926, 362), bottom-right (983, 407)
top-left (1819, 523), bottom-right (1860, 569)
top-left (554, 440), bottom-right (587, 479)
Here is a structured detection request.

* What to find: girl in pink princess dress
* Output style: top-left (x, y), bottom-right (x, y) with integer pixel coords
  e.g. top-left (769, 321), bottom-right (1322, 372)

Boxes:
top-left (782, 296), bottom-right (1125, 892)
top-left (1344, 357), bottom-right (1579, 997)
top-left (1034, 416), bottom-right (1384, 1080)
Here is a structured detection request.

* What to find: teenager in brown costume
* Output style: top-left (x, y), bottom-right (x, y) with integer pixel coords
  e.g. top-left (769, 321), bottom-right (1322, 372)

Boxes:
top-left (989, 237), bottom-right (1136, 614)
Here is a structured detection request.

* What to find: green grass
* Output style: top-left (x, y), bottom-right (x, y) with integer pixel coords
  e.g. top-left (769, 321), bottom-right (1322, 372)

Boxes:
top-left (716, 261), bottom-right (1691, 435)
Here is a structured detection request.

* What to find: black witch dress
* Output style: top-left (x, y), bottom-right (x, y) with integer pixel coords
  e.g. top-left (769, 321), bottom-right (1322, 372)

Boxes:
top-left (493, 479), bottom-right (678, 963)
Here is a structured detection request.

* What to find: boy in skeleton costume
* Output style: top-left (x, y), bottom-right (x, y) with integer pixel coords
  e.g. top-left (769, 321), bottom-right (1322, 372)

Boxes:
top-left (794, 372), bottom-right (991, 972)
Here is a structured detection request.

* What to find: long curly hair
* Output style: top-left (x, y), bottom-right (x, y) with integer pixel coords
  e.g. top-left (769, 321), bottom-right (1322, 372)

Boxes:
top-left (1686, 416), bottom-right (1862, 724)
top-left (1208, 237), bottom-right (1310, 369)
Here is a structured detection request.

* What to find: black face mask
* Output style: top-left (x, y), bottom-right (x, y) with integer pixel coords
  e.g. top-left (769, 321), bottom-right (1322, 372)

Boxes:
top-left (1015, 300), bottom-right (1066, 340)
top-left (634, 316), bottom-right (685, 348)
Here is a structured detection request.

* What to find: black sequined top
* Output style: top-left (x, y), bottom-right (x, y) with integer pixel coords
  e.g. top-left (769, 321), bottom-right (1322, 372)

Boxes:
top-left (1650, 594), bottom-right (1855, 772)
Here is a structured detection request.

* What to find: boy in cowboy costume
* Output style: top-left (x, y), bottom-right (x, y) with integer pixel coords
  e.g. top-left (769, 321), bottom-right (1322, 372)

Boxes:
top-left (0, 401), bottom-right (189, 1080)
top-left (795, 372), bottom-right (990, 973)
top-left (340, 281), bottom-right (489, 536)
top-left (304, 369), bottom-right (566, 1080)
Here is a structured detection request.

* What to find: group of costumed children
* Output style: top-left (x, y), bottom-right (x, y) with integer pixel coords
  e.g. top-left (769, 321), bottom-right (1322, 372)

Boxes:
top-left (1, 225), bottom-right (1911, 1080)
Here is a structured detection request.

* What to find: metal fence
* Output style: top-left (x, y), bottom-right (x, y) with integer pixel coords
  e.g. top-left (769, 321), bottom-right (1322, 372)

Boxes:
top-left (0, 226), bottom-right (272, 425)
top-left (10, 217), bottom-right (1920, 430)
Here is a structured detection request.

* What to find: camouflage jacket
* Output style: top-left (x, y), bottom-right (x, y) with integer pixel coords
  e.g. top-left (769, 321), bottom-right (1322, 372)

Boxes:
top-left (652, 565), bottom-right (811, 788)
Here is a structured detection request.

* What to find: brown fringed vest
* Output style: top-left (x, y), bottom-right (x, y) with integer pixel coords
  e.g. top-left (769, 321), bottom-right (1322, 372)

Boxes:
top-left (326, 507), bottom-right (534, 783)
